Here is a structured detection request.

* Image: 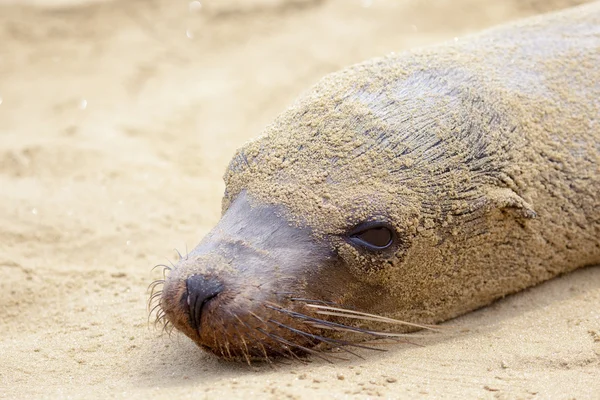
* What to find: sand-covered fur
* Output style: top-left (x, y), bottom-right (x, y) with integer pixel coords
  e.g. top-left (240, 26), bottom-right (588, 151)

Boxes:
top-left (2, 0), bottom-right (599, 398)
top-left (160, 2), bottom-right (600, 360)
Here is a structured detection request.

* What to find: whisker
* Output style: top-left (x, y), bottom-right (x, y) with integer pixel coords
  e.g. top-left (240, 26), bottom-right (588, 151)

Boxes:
top-left (147, 291), bottom-right (163, 306)
top-left (268, 334), bottom-right (306, 363)
top-left (254, 302), bottom-right (335, 360)
top-left (289, 298), bottom-right (344, 307)
top-left (151, 263), bottom-right (171, 279)
top-left (256, 328), bottom-right (332, 364)
top-left (270, 320), bottom-right (319, 349)
top-left (148, 302), bottom-right (163, 317)
top-left (236, 317), bottom-right (282, 363)
top-left (232, 325), bottom-right (252, 365)
top-left (252, 333), bottom-right (274, 364)
top-left (267, 319), bottom-right (360, 360)
top-left (154, 312), bottom-right (166, 327)
top-left (232, 314), bottom-right (273, 364)
top-left (151, 308), bottom-right (164, 325)
top-left (156, 315), bottom-right (169, 331)
top-left (148, 288), bottom-right (163, 299)
top-left (223, 333), bottom-right (233, 360)
top-left (310, 322), bottom-right (431, 338)
top-left (363, 338), bottom-right (425, 347)
top-left (314, 311), bottom-right (442, 333)
top-left (161, 320), bottom-right (172, 336)
top-left (174, 248), bottom-right (184, 261)
top-left (305, 317), bottom-right (417, 339)
top-left (265, 304), bottom-right (387, 350)
top-left (240, 341), bottom-right (253, 365)
top-left (304, 304), bottom-right (443, 331)
top-left (211, 329), bottom-right (226, 360)
top-left (247, 326), bottom-right (296, 361)
top-left (147, 280), bottom-right (164, 295)
top-left (248, 311), bottom-right (268, 329)
top-left (151, 264), bottom-right (171, 272)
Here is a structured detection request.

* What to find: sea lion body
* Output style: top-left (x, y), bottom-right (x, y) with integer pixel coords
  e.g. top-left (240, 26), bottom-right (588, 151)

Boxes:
top-left (155, 3), bottom-right (600, 361)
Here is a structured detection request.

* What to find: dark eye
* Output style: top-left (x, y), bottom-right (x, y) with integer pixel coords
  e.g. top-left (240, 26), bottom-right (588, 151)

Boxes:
top-left (348, 223), bottom-right (395, 251)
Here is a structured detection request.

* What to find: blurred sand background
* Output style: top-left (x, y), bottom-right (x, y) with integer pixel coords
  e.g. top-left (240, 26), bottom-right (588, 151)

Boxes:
top-left (0, 0), bottom-right (599, 398)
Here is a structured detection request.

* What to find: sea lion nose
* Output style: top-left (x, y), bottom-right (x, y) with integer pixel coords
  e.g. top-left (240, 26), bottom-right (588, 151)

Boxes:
top-left (185, 275), bottom-right (224, 332)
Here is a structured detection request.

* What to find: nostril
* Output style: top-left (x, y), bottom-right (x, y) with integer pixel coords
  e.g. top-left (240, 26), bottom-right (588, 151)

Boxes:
top-left (185, 275), bottom-right (224, 333)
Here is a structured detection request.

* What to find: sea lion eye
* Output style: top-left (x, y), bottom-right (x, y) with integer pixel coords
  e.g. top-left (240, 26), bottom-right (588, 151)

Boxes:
top-left (348, 223), bottom-right (395, 251)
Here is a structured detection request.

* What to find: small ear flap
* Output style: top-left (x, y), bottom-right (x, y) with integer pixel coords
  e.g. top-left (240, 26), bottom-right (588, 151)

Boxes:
top-left (484, 187), bottom-right (537, 219)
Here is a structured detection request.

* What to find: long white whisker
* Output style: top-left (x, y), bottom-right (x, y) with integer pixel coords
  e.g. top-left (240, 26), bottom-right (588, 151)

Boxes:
top-left (308, 322), bottom-right (434, 337)
top-left (304, 304), bottom-right (444, 331)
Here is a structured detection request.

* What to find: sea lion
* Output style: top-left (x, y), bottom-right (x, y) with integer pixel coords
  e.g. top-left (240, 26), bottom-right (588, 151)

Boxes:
top-left (150, 2), bottom-right (600, 362)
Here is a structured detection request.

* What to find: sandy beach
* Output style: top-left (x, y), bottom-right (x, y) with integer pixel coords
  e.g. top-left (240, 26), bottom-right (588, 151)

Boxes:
top-left (0, 0), bottom-right (598, 398)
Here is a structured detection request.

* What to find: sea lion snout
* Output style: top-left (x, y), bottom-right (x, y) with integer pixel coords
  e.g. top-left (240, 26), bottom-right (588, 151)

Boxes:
top-left (157, 191), bottom-right (343, 360)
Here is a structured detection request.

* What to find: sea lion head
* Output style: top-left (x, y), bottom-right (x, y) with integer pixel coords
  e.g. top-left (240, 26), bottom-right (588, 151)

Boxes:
top-left (153, 55), bottom-right (536, 362)
top-left (156, 189), bottom-right (395, 361)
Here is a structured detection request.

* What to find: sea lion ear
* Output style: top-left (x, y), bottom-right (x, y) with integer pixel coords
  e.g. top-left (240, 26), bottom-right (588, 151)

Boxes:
top-left (483, 187), bottom-right (537, 219)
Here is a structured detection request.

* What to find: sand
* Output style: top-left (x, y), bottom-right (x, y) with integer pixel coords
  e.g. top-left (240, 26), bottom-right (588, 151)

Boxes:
top-left (0, 0), bottom-right (598, 399)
